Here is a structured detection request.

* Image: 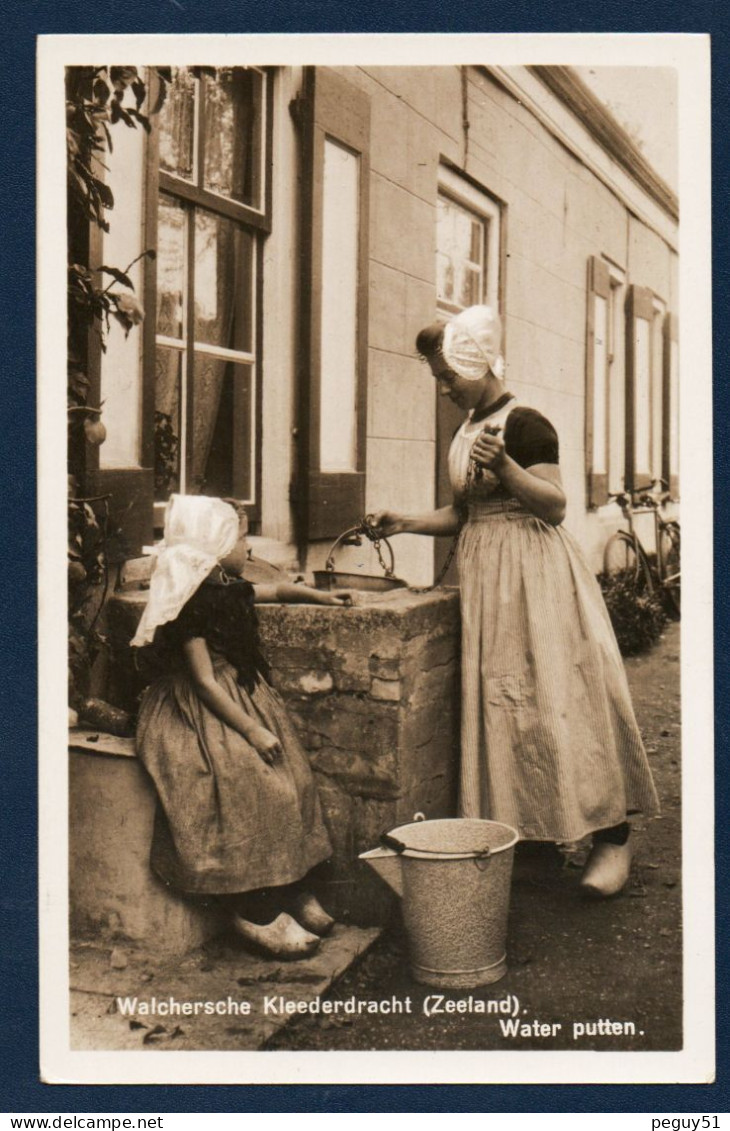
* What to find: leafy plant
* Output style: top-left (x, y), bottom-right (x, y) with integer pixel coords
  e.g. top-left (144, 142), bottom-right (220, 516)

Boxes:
top-left (67, 65), bottom-right (169, 707)
top-left (598, 569), bottom-right (667, 656)
top-left (68, 494), bottom-right (110, 708)
top-left (154, 411), bottom-right (180, 497)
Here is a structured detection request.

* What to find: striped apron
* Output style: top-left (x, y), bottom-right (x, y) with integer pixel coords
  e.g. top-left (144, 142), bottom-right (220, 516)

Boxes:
top-left (451, 412), bottom-right (660, 841)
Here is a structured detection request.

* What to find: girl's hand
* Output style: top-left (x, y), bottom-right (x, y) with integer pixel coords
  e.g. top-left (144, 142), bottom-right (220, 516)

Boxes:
top-left (316, 589), bottom-right (354, 606)
top-left (246, 724), bottom-right (282, 765)
top-left (368, 510), bottom-right (405, 537)
top-left (471, 426), bottom-right (506, 471)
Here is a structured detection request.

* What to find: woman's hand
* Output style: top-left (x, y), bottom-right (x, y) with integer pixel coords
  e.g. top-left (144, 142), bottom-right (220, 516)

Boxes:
top-left (245, 723), bottom-right (282, 765)
top-left (313, 589), bottom-right (354, 606)
top-left (368, 511), bottom-right (405, 537)
top-left (471, 426), bottom-right (506, 471)
top-left (257, 581), bottom-right (354, 606)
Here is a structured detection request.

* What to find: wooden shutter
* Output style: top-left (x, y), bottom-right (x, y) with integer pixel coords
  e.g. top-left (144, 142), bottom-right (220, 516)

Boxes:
top-left (293, 67), bottom-right (370, 544)
top-left (663, 312), bottom-right (680, 499)
top-left (585, 256), bottom-right (610, 508)
top-left (625, 284), bottom-right (655, 492)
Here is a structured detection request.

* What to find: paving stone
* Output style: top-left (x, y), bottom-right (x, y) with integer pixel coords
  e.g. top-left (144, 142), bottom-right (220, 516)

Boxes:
top-left (70, 925), bottom-right (381, 1051)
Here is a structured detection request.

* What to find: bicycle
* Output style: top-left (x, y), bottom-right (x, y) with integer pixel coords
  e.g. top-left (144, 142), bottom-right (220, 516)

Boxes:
top-left (603, 483), bottom-right (680, 618)
top-left (645, 485), bottom-right (681, 618)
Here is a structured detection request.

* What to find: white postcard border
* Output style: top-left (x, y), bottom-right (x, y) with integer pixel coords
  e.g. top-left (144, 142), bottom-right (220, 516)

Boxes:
top-left (38, 31), bottom-right (714, 1086)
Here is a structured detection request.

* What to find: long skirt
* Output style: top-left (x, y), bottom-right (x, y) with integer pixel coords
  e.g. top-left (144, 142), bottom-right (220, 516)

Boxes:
top-left (457, 507), bottom-right (660, 841)
top-left (136, 659), bottom-right (332, 894)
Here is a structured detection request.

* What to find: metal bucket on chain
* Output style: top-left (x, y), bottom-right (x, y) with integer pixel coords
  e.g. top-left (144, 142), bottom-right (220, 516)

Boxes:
top-left (312, 519), bottom-right (408, 592)
top-left (360, 815), bottom-right (518, 988)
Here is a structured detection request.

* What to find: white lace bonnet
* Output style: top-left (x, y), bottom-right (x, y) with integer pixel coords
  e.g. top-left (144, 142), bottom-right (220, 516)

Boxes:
top-left (442, 304), bottom-right (505, 381)
top-left (131, 494), bottom-right (240, 647)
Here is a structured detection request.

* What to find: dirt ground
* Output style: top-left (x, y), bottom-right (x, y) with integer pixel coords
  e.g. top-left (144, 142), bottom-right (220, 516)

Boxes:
top-left (268, 621), bottom-right (682, 1053)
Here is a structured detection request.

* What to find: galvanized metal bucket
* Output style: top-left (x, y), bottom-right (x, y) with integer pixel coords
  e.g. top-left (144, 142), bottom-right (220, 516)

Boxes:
top-left (360, 816), bottom-right (518, 988)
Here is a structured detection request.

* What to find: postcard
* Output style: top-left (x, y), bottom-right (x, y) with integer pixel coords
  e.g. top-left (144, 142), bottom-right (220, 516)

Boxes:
top-left (37, 32), bottom-right (714, 1085)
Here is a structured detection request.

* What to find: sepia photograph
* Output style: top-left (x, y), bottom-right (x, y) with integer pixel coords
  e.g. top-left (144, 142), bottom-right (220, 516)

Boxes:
top-left (37, 33), bottom-right (713, 1085)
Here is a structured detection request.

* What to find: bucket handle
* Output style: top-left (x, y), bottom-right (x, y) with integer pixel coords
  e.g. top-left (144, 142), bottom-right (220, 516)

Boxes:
top-left (379, 832), bottom-right (407, 854)
top-left (378, 831), bottom-right (493, 865)
top-left (324, 518), bottom-right (397, 578)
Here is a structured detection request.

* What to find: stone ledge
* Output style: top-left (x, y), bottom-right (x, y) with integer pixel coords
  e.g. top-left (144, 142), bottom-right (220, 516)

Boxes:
top-left (70, 924), bottom-right (382, 1051)
top-left (70, 728), bottom-right (136, 759)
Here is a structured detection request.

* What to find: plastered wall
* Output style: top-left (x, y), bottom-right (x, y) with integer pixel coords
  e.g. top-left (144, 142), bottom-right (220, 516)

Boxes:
top-left (100, 65), bottom-right (678, 578)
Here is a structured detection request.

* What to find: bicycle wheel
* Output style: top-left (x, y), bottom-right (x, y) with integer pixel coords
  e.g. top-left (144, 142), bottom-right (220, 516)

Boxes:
top-left (658, 521), bottom-right (681, 617)
top-left (603, 531), bottom-right (654, 595)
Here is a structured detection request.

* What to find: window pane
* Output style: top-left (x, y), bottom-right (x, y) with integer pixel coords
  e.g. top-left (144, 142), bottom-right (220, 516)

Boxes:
top-left (158, 69), bottom-right (196, 182)
top-left (460, 265), bottom-right (483, 309)
top-left (203, 68), bottom-right (264, 209)
top-left (192, 354), bottom-right (254, 500)
top-left (470, 219), bottom-right (484, 263)
top-left (157, 195), bottom-right (186, 339)
top-left (154, 346), bottom-right (183, 500)
top-left (437, 194), bottom-right (486, 312)
top-left (320, 139), bottom-right (359, 472)
top-left (194, 210), bottom-right (254, 353)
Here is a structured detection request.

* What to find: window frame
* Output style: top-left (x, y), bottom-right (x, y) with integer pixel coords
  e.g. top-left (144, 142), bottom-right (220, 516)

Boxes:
top-left (437, 165), bottom-right (502, 316)
top-left (147, 66), bottom-right (274, 530)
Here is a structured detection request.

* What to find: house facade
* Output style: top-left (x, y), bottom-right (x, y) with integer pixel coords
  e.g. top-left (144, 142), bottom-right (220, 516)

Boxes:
top-left (84, 63), bottom-right (679, 584)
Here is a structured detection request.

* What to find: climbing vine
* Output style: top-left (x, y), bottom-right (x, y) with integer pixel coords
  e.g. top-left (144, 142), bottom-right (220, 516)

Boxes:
top-left (66, 65), bottom-right (169, 709)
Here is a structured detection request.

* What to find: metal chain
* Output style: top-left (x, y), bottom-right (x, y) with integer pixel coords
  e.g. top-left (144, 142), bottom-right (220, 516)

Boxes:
top-left (360, 512), bottom-right (464, 594)
top-left (359, 516), bottom-right (395, 577)
top-left (408, 524), bottom-right (464, 594)
top-left (408, 422), bottom-right (501, 594)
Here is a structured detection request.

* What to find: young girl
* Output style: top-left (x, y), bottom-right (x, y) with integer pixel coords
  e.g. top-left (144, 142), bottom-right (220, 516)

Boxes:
top-left (131, 494), bottom-right (353, 959)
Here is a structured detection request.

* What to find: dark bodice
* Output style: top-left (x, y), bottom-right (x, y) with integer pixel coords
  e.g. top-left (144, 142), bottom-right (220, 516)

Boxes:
top-left (158, 574), bottom-right (271, 692)
top-left (469, 393), bottom-right (560, 468)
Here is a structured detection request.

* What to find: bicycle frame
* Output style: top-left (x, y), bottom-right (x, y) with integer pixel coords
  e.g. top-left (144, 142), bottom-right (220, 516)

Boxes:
top-left (605, 484), bottom-right (680, 616)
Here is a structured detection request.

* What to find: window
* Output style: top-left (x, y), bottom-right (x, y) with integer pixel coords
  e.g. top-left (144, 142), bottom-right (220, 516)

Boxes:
top-left (151, 67), bottom-right (271, 525)
top-left (437, 167), bottom-right (501, 316)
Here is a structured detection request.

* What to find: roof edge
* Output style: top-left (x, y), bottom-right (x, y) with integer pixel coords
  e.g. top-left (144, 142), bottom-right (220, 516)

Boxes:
top-left (529, 65), bottom-right (678, 222)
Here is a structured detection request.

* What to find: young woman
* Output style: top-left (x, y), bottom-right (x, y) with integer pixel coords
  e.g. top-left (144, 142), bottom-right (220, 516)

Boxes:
top-left (372, 305), bottom-right (659, 898)
top-left (132, 494), bottom-right (353, 957)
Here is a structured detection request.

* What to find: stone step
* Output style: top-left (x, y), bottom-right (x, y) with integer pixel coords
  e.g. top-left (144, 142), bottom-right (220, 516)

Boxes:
top-left (70, 924), bottom-right (381, 1051)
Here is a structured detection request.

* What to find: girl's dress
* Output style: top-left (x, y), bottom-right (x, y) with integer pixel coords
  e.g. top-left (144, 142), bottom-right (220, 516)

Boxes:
top-left (136, 576), bottom-right (332, 894)
top-left (451, 393), bottom-right (660, 842)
